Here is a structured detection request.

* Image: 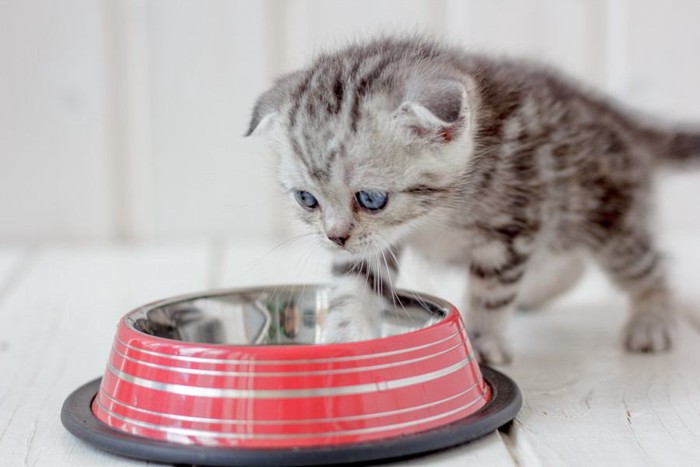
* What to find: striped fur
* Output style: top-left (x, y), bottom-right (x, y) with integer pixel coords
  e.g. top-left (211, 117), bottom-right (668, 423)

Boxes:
top-left (248, 36), bottom-right (697, 363)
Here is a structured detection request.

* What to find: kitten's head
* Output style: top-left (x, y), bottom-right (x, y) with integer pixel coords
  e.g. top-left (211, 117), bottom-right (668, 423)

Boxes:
top-left (247, 39), bottom-right (476, 257)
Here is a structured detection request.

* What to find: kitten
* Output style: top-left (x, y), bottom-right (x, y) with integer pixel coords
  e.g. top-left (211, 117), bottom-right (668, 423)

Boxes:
top-left (246, 36), bottom-right (699, 364)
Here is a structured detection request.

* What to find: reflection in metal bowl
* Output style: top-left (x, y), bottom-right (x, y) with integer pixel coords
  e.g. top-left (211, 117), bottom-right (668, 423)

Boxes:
top-left (130, 286), bottom-right (446, 345)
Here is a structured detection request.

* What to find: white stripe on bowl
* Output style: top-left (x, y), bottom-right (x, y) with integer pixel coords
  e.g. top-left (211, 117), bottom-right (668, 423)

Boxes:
top-left (95, 386), bottom-right (489, 440)
top-left (99, 376), bottom-right (484, 425)
top-left (110, 340), bottom-right (468, 377)
top-left (106, 354), bottom-right (475, 398)
top-left (115, 326), bottom-right (465, 365)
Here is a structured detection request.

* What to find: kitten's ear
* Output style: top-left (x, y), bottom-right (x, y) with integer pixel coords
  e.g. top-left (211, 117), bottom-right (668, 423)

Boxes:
top-left (245, 71), bottom-right (302, 136)
top-left (396, 79), bottom-right (466, 143)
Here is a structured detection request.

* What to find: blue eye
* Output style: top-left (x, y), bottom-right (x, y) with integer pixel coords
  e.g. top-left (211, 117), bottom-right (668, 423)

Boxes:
top-left (356, 191), bottom-right (388, 212)
top-left (294, 190), bottom-right (319, 210)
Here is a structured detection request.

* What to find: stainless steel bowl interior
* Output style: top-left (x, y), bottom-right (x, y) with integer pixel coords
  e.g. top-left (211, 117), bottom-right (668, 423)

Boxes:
top-left (127, 286), bottom-right (450, 345)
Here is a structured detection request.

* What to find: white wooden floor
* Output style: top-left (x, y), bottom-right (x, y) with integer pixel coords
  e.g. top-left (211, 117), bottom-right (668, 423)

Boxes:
top-left (0, 230), bottom-right (699, 466)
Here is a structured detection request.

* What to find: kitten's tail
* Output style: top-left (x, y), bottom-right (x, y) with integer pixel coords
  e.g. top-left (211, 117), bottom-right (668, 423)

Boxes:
top-left (649, 127), bottom-right (700, 166)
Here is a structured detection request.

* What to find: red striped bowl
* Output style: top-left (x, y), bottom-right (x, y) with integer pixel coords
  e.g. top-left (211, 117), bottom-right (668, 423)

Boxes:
top-left (63, 285), bottom-right (520, 465)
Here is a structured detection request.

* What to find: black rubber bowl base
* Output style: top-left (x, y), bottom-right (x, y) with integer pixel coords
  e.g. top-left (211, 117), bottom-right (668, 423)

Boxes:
top-left (61, 366), bottom-right (521, 466)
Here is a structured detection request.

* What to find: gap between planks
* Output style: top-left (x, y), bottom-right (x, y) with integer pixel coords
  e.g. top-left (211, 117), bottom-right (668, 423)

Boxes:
top-left (499, 422), bottom-right (544, 467)
top-left (0, 246), bottom-right (36, 310)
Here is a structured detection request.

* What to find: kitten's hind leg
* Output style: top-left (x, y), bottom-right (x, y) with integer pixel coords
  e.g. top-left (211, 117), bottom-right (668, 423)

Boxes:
top-left (596, 232), bottom-right (676, 352)
top-left (517, 250), bottom-right (586, 311)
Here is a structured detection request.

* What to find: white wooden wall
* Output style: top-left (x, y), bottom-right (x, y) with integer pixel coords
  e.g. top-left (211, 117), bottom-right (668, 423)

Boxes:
top-left (1, 0), bottom-right (699, 242)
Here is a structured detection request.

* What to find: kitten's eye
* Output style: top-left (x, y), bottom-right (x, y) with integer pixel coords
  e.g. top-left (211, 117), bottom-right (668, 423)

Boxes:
top-left (356, 191), bottom-right (388, 212)
top-left (294, 190), bottom-right (319, 210)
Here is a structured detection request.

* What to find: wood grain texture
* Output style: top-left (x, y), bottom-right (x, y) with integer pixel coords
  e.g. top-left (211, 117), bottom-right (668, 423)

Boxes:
top-left (145, 1), bottom-right (281, 240)
top-left (0, 0), bottom-right (114, 241)
top-left (444, 0), bottom-right (608, 89)
top-left (499, 231), bottom-right (700, 467)
top-left (0, 243), bottom-right (211, 466)
top-left (626, 0), bottom-right (700, 120)
top-left (0, 229), bottom-right (698, 465)
top-left (280, 0), bottom-right (439, 70)
top-left (0, 247), bottom-right (30, 299)
top-left (394, 431), bottom-right (517, 466)
top-left (2, 0), bottom-right (700, 242)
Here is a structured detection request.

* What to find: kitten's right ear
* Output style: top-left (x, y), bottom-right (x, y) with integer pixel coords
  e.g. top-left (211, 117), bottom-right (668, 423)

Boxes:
top-left (395, 78), bottom-right (467, 144)
top-left (245, 71), bottom-right (301, 137)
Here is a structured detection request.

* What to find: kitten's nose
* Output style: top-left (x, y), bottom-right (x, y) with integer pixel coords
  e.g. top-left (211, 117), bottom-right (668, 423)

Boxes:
top-left (328, 235), bottom-right (349, 247)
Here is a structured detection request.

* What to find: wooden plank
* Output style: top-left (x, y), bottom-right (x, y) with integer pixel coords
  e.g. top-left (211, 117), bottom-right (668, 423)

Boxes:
top-left (665, 230), bottom-right (700, 333)
top-left (454, 0), bottom-right (544, 56)
top-left (105, 0), bottom-right (157, 241)
top-left (0, 246), bottom-right (32, 357)
top-left (145, 1), bottom-right (280, 240)
top-left (498, 230), bottom-right (700, 466)
top-left (657, 172), bottom-right (700, 233)
top-left (0, 247), bottom-right (30, 297)
top-left (444, 0), bottom-right (606, 89)
top-left (626, 0), bottom-right (700, 120)
top-left (395, 431), bottom-right (517, 466)
top-left (0, 243), bottom-right (211, 466)
top-left (0, 0), bottom-right (114, 241)
top-left (281, 0), bottom-right (439, 70)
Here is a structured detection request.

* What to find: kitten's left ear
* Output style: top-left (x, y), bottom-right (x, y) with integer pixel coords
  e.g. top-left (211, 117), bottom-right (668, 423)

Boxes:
top-left (245, 71), bottom-right (302, 136)
top-left (396, 78), bottom-right (466, 143)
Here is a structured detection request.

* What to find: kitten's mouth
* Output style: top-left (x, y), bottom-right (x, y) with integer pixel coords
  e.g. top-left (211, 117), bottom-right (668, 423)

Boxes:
top-left (322, 239), bottom-right (375, 256)
top-left (320, 232), bottom-right (394, 258)
top-left (345, 242), bottom-right (390, 258)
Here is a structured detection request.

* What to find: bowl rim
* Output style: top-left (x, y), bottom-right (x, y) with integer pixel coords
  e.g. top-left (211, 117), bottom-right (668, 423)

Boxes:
top-left (120, 284), bottom-right (461, 351)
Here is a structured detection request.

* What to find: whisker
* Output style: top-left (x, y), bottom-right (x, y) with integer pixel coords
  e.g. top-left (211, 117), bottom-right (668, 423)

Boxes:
top-left (296, 248), bottom-right (317, 324)
top-left (377, 235), bottom-right (410, 320)
top-left (228, 232), bottom-right (317, 285)
top-left (375, 235), bottom-right (434, 315)
top-left (379, 247), bottom-right (401, 324)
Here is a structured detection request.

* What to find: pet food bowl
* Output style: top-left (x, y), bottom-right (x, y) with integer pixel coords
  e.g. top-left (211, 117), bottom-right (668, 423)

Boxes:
top-left (62, 285), bottom-right (520, 466)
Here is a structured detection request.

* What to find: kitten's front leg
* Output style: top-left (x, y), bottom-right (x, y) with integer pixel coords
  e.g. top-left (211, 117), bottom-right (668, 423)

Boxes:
top-left (467, 234), bottom-right (534, 365)
top-left (324, 252), bottom-right (400, 342)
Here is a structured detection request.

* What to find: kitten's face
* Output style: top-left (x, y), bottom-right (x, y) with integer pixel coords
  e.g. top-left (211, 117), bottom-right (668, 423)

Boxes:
top-left (247, 53), bottom-right (474, 257)
top-left (270, 94), bottom-right (472, 257)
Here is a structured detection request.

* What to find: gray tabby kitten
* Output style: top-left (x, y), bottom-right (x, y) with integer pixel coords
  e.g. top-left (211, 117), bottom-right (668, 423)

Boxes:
top-left (246, 37), bottom-right (699, 364)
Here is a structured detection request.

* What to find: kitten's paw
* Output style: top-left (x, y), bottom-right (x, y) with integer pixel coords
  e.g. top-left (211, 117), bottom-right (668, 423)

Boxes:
top-left (470, 332), bottom-right (513, 365)
top-left (624, 312), bottom-right (676, 353)
top-left (324, 293), bottom-right (382, 343)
